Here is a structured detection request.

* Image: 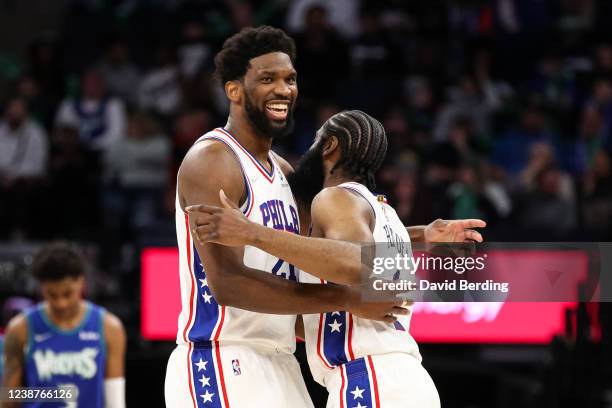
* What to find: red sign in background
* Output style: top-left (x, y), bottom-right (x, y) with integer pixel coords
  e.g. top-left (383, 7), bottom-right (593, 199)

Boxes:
top-left (141, 248), bottom-right (581, 343)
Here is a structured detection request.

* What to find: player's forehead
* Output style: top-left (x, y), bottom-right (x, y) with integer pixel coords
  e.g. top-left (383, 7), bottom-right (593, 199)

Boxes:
top-left (247, 52), bottom-right (295, 77)
top-left (41, 277), bottom-right (81, 291)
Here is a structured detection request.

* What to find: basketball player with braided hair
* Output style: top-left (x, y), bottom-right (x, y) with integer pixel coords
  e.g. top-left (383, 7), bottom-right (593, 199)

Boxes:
top-left (189, 110), bottom-right (485, 406)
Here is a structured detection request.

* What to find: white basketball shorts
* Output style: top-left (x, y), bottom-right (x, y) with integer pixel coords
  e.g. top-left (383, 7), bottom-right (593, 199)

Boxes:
top-left (165, 343), bottom-right (314, 407)
top-left (323, 353), bottom-right (440, 408)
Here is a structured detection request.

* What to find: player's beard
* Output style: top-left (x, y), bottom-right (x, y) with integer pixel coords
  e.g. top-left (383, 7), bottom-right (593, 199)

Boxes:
top-left (287, 141), bottom-right (325, 207)
top-left (244, 92), bottom-right (294, 140)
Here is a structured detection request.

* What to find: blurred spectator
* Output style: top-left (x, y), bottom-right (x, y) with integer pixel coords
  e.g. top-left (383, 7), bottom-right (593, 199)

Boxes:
top-left (433, 75), bottom-right (500, 142)
top-left (172, 109), bottom-right (212, 171)
top-left (96, 39), bottom-right (141, 107)
top-left (582, 150), bottom-right (612, 237)
top-left (519, 142), bottom-right (575, 202)
top-left (48, 124), bottom-right (101, 237)
top-left (404, 76), bottom-right (437, 133)
top-left (14, 75), bottom-right (55, 130)
top-left (138, 45), bottom-right (183, 118)
top-left (292, 5), bottom-right (349, 104)
top-left (576, 104), bottom-right (607, 173)
top-left (528, 52), bottom-right (575, 111)
top-left (594, 43), bottom-right (612, 77)
top-left (447, 162), bottom-right (509, 224)
top-left (287, 0), bottom-right (360, 38)
top-left (25, 35), bottom-right (64, 112)
top-left (388, 171), bottom-right (433, 226)
top-left (0, 98), bottom-right (48, 239)
top-left (102, 113), bottom-right (170, 240)
top-left (491, 101), bottom-right (556, 178)
top-left (178, 21), bottom-right (213, 80)
top-left (587, 76), bottom-right (612, 145)
top-left (55, 69), bottom-right (127, 152)
top-left (349, 6), bottom-right (402, 79)
top-left (516, 164), bottom-right (577, 237)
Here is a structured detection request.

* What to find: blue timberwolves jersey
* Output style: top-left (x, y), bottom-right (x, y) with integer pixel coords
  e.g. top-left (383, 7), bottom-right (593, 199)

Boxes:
top-left (24, 302), bottom-right (105, 408)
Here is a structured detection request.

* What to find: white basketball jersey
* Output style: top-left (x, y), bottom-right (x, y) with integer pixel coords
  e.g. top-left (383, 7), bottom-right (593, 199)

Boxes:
top-left (301, 181), bottom-right (421, 385)
top-left (175, 127), bottom-right (300, 354)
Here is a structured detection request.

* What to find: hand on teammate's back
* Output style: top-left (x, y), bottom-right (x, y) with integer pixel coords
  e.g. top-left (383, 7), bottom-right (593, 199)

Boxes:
top-left (186, 189), bottom-right (258, 247)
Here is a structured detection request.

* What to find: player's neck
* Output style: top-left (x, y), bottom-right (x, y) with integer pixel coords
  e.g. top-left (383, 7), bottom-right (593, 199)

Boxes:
top-left (45, 300), bottom-right (87, 330)
top-left (323, 171), bottom-right (354, 189)
top-left (225, 117), bottom-right (272, 164)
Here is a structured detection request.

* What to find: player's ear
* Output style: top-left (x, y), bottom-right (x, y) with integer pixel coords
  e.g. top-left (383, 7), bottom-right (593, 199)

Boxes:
top-left (225, 80), bottom-right (242, 103)
top-left (322, 136), bottom-right (339, 158)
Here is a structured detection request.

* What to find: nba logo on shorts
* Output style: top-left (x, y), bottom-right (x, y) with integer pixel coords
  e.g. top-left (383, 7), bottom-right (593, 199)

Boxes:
top-left (232, 359), bottom-right (241, 376)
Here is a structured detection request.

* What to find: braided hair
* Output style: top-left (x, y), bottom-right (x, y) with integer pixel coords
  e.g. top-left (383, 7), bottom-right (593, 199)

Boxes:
top-left (321, 110), bottom-right (387, 190)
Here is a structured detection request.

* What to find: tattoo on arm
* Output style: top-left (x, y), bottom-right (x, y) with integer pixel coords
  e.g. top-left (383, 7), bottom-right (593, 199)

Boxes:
top-left (3, 329), bottom-right (24, 388)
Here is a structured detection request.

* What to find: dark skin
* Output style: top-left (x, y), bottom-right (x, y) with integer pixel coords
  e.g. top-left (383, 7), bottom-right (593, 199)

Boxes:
top-left (2, 277), bottom-right (126, 408)
top-left (179, 52), bottom-right (405, 321)
top-left (188, 129), bottom-right (486, 286)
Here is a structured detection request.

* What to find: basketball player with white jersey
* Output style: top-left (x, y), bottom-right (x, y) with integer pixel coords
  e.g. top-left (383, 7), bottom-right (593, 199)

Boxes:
top-left (188, 110), bottom-right (487, 407)
top-left (165, 27), bottom-right (413, 408)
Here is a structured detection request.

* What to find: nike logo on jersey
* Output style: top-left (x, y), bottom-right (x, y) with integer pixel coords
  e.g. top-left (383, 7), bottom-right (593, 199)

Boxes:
top-left (34, 333), bottom-right (53, 342)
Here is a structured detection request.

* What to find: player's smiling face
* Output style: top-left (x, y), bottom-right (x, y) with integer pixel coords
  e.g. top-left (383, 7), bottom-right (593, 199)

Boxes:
top-left (242, 52), bottom-right (297, 139)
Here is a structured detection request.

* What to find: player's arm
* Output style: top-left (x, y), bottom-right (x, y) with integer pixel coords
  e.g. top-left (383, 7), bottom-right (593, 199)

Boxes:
top-left (406, 226), bottom-right (426, 242)
top-left (180, 142), bottom-right (404, 320)
top-left (103, 312), bottom-right (126, 408)
top-left (409, 219), bottom-right (486, 243)
top-left (2, 314), bottom-right (27, 408)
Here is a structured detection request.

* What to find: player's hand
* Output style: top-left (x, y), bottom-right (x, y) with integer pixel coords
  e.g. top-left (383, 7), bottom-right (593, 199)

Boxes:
top-left (186, 189), bottom-right (259, 247)
top-left (344, 285), bottom-right (412, 324)
top-left (424, 218), bottom-right (486, 243)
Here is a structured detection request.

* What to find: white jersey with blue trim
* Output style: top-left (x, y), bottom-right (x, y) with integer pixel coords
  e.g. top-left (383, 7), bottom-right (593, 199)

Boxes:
top-left (175, 128), bottom-right (300, 354)
top-left (301, 181), bottom-right (421, 386)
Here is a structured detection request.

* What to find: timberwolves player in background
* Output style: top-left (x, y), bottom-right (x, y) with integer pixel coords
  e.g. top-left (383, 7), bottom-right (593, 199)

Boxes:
top-left (166, 26), bottom-right (408, 408)
top-left (189, 110), bottom-right (487, 407)
top-left (2, 242), bottom-right (126, 408)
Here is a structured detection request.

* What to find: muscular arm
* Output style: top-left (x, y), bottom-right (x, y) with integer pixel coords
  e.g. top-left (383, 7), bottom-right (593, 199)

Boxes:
top-left (246, 187), bottom-right (369, 285)
top-left (274, 186), bottom-right (375, 285)
top-left (180, 142), bottom-right (357, 314)
top-left (2, 314), bottom-right (27, 408)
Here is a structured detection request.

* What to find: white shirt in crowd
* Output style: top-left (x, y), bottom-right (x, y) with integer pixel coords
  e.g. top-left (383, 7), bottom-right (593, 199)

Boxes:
top-left (0, 119), bottom-right (48, 179)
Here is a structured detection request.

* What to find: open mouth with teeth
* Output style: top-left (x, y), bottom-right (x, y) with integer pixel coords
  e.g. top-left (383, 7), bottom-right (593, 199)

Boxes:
top-left (265, 102), bottom-right (289, 121)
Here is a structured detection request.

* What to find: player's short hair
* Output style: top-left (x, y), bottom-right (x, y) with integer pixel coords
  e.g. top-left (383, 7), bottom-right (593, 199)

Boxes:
top-left (321, 110), bottom-right (387, 190)
top-left (31, 242), bottom-right (86, 282)
top-left (214, 25), bottom-right (296, 85)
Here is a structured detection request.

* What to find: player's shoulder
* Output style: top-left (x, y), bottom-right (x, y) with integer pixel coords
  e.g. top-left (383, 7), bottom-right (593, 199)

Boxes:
top-left (183, 131), bottom-right (237, 164)
top-left (4, 312), bottom-right (28, 344)
top-left (313, 185), bottom-right (367, 205)
top-left (312, 185), bottom-right (373, 216)
top-left (179, 131), bottom-right (243, 181)
top-left (101, 309), bottom-right (126, 342)
top-left (269, 150), bottom-right (294, 177)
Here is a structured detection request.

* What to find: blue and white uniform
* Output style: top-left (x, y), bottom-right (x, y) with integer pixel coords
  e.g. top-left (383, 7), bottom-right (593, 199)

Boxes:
top-left (301, 182), bottom-right (440, 408)
top-left (24, 302), bottom-right (106, 408)
top-left (165, 128), bottom-right (313, 408)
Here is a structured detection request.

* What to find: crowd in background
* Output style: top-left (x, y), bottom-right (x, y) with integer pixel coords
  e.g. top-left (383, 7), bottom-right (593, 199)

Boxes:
top-left (0, 2), bottom-right (611, 405)
top-left (0, 0), bottom-right (612, 280)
